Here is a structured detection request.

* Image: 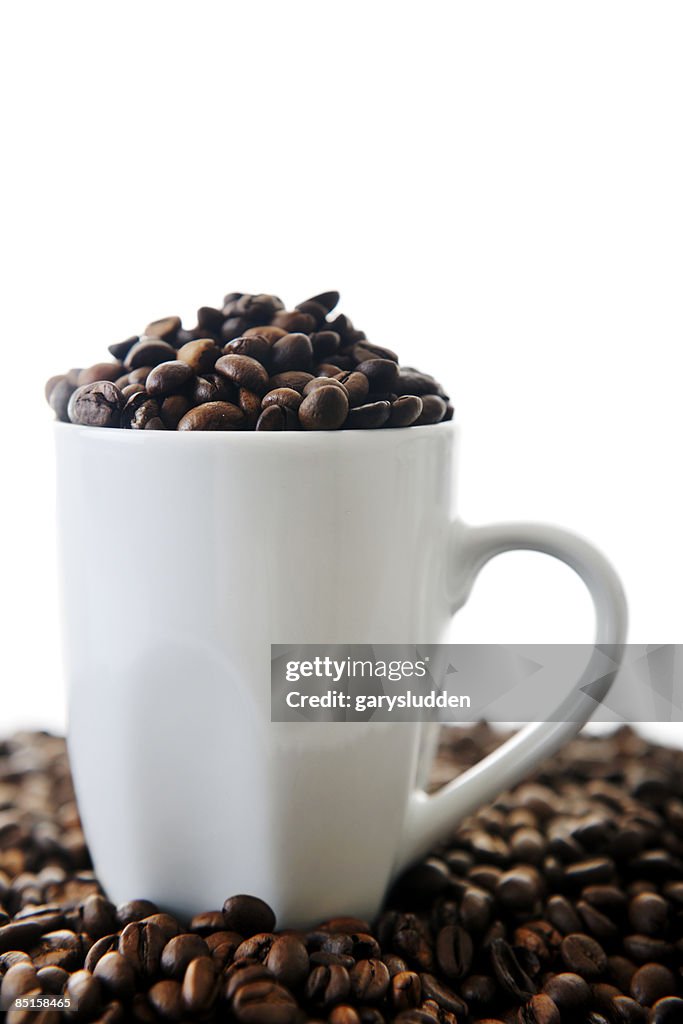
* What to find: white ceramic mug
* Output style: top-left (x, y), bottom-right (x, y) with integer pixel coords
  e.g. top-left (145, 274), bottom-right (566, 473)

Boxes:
top-left (55, 421), bottom-right (627, 928)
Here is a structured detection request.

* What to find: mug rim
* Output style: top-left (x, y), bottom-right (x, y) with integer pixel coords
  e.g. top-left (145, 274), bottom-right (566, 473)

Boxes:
top-left (53, 419), bottom-right (457, 446)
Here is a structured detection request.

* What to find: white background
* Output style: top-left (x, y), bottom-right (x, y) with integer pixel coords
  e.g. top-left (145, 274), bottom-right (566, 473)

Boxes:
top-left (0, 2), bottom-right (681, 737)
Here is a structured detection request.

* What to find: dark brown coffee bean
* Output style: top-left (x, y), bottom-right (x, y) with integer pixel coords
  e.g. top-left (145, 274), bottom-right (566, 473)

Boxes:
top-left (564, 858), bottom-right (616, 887)
top-left (460, 973), bottom-right (497, 1007)
top-left (344, 401), bottom-right (390, 429)
top-left (221, 316), bottom-right (252, 342)
top-left (419, 973), bottom-right (467, 1015)
top-left (611, 995), bottom-right (649, 1022)
top-left (222, 896), bottom-right (276, 937)
top-left (215, 354), bottom-right (269, 394)
top-left (0, 961), bottom-right (39, 1003)
top-left (497, 867), bottom-right (543, 912)
top-left (13, 904), bottom-right (65, 933)
top-left (546, 895), bottom-right (582, 935)
top-left (262, 388), bottom-right (303, 412)
top-left (243, 325), bottom-right (288, 344)
top-left (178, 401), bottom-right (244, 431)
top-left (223, 962), bottom-right (272, 999)
top-left (299, 386), bottom-right (349, 430)
top-left (119, 920), bottom-right (165, 977)
top-left (127, 365), bottom-right (152, 385)
top-left (108, 336), bottom-right (138, 361)
top-left (120, 393), bottom-right (161, 430)
top-left (623, 935), bottom-right (673, 963)
top-left (310, 331), bottom-right (341, 358)
top-left (306, 963), bottom-right (351, 1008)
top-left (389, 396), bottom-right (423, 427)
top-left (223, 336), bottom-right (271, 365)
top-left (264, 934), bottom-right (309, 988)
top-left (195, 306), bottom-right (224, 332)
top-left (68, 382), bottom-right (123, 427)
top-left (66, 968), bottom-right (102, 1018)
top-left (650, 997), bottom-right (683, 1022)
top-left (145, 978), bottom-right (183, 1020)
top-left (355, 359), bottom-right (399, 392)
top-left (267, 371), bottom-right (315, 393)
top-left (269, 333), bottom-right (314, 374)
top-left (490, 938), bottom-right (537, 1001)
top-left (517, 994), bottom-right (560, 1024)
top-left (328, 1006), bottom-right (361, 1024)
top-left (560, 933), bottom-right (607, 978)
top-left (577, 899), bottom-right (619, 941)
top-left (435, 924), bottom-right (472, 980)
top-left (188, 910), bottom-right (224, 935)
top-left (293, 299), bottom-right (327, 325)
top-left (78, 895), bottom-right (117, 940)
top-left (190, 372), bottom-right (236, 405)
top-left (93, 951), bottom-right (136, 999)
top-left (272, 310), bottom-right (316, 334)
top-left (391, 970), bottom-right (422, 1011)
top-left (181, 955), bottom-right (218, 1014)
top-left (161, 934), bottom-right (209, 979)
top-left (48, 377), bottom-right (77, 421)
top-left (144, 316), bottom-right (181, 342)
top-left (333, 371), bottom-right (370, 406)
top-left (120, 382), bottom-right (144, 400)
top-left (145, 361), bottom-right (193, 397)
top-left (231, 978), bottom-right (299, 1023)
top-left (303, 376), bottom-right (348, 398)
top-left (630, 964), bottom-right (676, 1006)
top-left (234, 293), bottom-right (284, 319)
top-left (542, 972), bottom-right (590, 1012)
top-left (124, 339), bottom-right (177, 370)
top-left (414, 394), bottom-right (447, 425)
top-left (628, 893), bottom-right (669, 935)
top-left (159, 395), bottom-right (191, 429)
top-left (84, 934), bottom-right (119, 972)
top-left (256, 405), bottom-right (286, 431)
top-left (77, 363), bottom-right (123, 387)
top-left (29, 929), bottom-right (84, 969)
top-left (349, 959), bottom-right (390, 1001)
top-left (459, 886), bottom-right (494, 932)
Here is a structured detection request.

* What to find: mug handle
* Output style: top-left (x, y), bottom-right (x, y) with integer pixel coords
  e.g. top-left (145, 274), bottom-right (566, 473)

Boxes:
top-left (395, 519), bottom-right (628, 871)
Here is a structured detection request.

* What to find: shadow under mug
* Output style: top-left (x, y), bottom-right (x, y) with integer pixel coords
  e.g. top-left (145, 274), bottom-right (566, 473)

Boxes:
top-left (55, 421), bottom-right (627, 928)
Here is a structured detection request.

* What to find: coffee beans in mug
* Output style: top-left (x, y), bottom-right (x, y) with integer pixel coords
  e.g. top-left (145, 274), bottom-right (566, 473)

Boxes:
top-left (46, 290), bottom-right (453, 430)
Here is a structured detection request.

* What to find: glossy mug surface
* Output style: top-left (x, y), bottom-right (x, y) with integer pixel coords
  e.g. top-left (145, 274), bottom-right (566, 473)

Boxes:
top-left (55, 422), bottom-right (627, 927)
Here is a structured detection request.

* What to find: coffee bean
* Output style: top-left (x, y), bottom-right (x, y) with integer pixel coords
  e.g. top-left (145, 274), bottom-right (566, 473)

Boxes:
top-left (93, 951), bottom-right (136, 999)
top-left (181, 955), bottom-right (218, 1014)
top-left (344, 401), bottom-right (391, 429)
top-left (29, 929), bottom-right (84, 970)
top-left (262, 388), bottom-right (303, 412)
top-left (628, 893), bottom-right (669, 935)
top-left (108, 337), bottom-right (138, 361)
top-left (68, 382), bottom-right (123, 427)
top-left (269, 333), bottom-right (314, 374)
top-left (490, 938), bottom-right (537, 1001)
top-left (48, 377), bottom-right (77, 421)
top-left (143, 316), bottom-right (181, 342)
top-left (215, 354), bottom-right (269, 394)
top-left (267, 371), bottom-right (315, 393)
top-left (349, 959), bottom-right (390, 1002)
top-left (546, 895), bottom-right (582, 935)
top-left (650, 997), bottom-right (683, 1022)
top-left (223, 335), bottom-right (271, 365)
top-left (243, 325), bottom-right (288, 344)
top-left (234, 293), bottom-right (284, 320)
top-left (145, 361), bottom-right (193, 397)
top-left (355, 359), bottom-right (399, 392)
top-left (196, 306), bottom-right (224, 333)
top-left (256, 405), bottom-right (286, 431)
top-left (124, 339), bottom-right (177, 370)
top-left (160, 933), bottom-right (209, 979)
top-left (120, 393), bottom-right (161, 430)
top-left (84, 934), bottom-right (119, 973)
top-left (66, 968), bottom-right (102, 1018)
top-left (190, 372), bottom-right (236, 405)
top-left (328, 1006), bottom-right (361, 1024)
top-left (414, 394), bottom-right (447, 425)
top-left (630, 964), bottom-right (676, 1006)
top-left (333, 371), bottom-right (370, 406)
top-left (497, 867), bottom-right (543, 912)
top-left (623, 935), bottom-right (673, 963)
top-left (272, 310), bottom-right (316, 334)
top-left (175, 338), bottom-right (221, 374)
top-left (264, 934), bottom-right (309, 988)
top-left (77, 363), bottom-right (123, 387)
top-left (177, 401), bottom-right (245, 431)
top-left (459, 886), bottom-right (494, 932)
top-left (0, 961), bottom-right (39, 1003)
top-left (306, 963), bottom-right (352, 1008)
top-left (389, 396), bottom-right (423, 427)
top-left (159, 395), bottom-right (191, 429)
top-left (299, 386), bottom-right (349, 430)
top-left (231, 978), bottom-right (299, 1023)
top-left (127, 366), bottom-right (152, 385)
top-left (118, 920), bottom-right (165, 977)
top-left (542, 972), bottom-right (590, 1011)
top-left (79, 895), bottom-right (117, 940)
top-left (565, 859), bottom-right (616, 887)
top-left (612, 995), bottom-right (649, 1022)
top-left (517, 994), bottom-right (560, 1024)
top-left (435, 924), bottom-right (472, 980)
top-left (222, 895), bottom-right (276, 937)
top-left (419, 973), bottom-right (467, 1015)
top-left (303, 376), bottom-right (348, 398)
top-left (560, 933), bottom-right (607, 978)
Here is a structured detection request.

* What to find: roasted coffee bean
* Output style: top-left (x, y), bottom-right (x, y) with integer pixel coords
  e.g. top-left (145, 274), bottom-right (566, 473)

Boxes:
top-left (328, 1006), bottom-right (362, 1024)
top-left (234, 293), bottom-right (284, 320)
top-left (48, 377), bottom-right (76, 421)
top-left (299, 386), bottom-right (349, 430)
top-left (333, 371), bottom-right (370, 406)
top-left (517, 994), bottom-right (560, 1024)
top-left (215, 354), bottom-right (269, 394)
top-left (349, 959), bottom-right (390, 1002)
top-left (188, 910), bottom-right (225, 935)
top-left (542, 972), bottom-right (590, 1012)
top-left (108, 337), bottom-right (138, 361)
top-left (118, 920), bottom-right (165, 977)
top-left (419, 973), bottom-right (467, 1015)
top-left (144, 316), bottom-right (181, 342)
top-left (461, 973), bottom-right (497, 1007)
top-left (344, 401), bottom-right (391, 429)
top-left (560, 933), bottom-right (607, 978)
top-left (221, 316), bottom-right (252, 342)
top-left (160, 395), bottom-right (191, 429)
top-left (78, 895), bottom-right (117, 939)
top-left (243, 325), bottom-right (288, 344)
top-left (196, 307), bottom-right (224, 333)
top-left (124, 339), bottom-right (177, 370)
top-left (1, 961), bottom-right (39, 1003)
top-left (355, 359), bottom-right (399, 392)
top-left (435, 924), bottom-right (472, 979)
top-left (303, 376), bottom-right (348, 398)
top-left (414, 394), bottom-right (447, 425)
top-left (120, 393), bottom-right (161, 430)
top-left (231, 978), bottom-right (299, 1023)
top-left (623, 935), bottom-right (673, 963)
top-left (181, 956), bottom-right (218, 1014)
top-left (256, 405), bottom-right (286, 430)
top-left (93, 951), bottom-right (136, 999)
top-left (272, 310), bottom-right (316, 334)
top-left (269, 333), bottom-right (314, 374)
top-left (13, 904), bottom-right (65, 933)
top-left (66, 968), bottom-right (102, 1018)
top-left (264, 934), bottom-right (309, 987)
top-left (497, 867), bottom-right (543, 912)
top-left (222, 895), bottom-right (276, 937)
top-left (391, 971), bottom-right (422, 1011)
top-left (77, 363), bottom-right (123, 387)
top-left (564, 858), bottom-right (616, 887)
top-left (490, 939), bottom-right (537, 1001)
top-left (160, 933), bottom-right (209, 979)
top-left (611, 995), bottom-right (648, 1022)
top-left (68, 382), bottom-right (123, 427)
top-left (306, 963), bottom-right (351, 1008)
top-left (389, 396), bottom-right (423, 427)
top-left (310, 330), bottom-right (341, 358)
top-left (145, 361), bottom-right (193, 398)
top-left (223, 335), bottom-right (271, 365)
top-left (177, 401), bottom-right (245, 431)
top-left (190, 372), bottom-right (236, 405)
top-left (127, 366), bottom-right (152, 385)
top-left (546, 895), bottom-right (582, 935)
top-left (578, 899), bottom-right (619, 941)
top-left (267, 371), bottom-right (315, 393)
top-left (630, 964), bottom-right (676, 1006)
top-left (261, 388), bottom-right (303, 412)
top-left (459, 886), bottom-right (494, 932)
top-left (628, 893), bottom-right (668, 935)
top-left (650, 997), bottom-right (683, 1022)
top-left (176, 339), bottom-right (221, 374)
top-left (29, 929), bottom-right (84, 969)
top-left (120, 382), bottom-right (144, 400)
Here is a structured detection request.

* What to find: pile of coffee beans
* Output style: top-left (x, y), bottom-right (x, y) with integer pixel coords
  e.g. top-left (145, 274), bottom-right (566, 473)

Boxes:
top-left (44, 291), bottom-right (453, 431)
top-left (2, 726), bottom-right (683, 1022)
